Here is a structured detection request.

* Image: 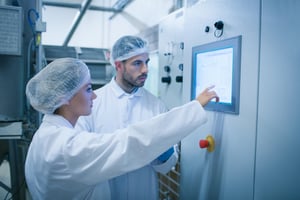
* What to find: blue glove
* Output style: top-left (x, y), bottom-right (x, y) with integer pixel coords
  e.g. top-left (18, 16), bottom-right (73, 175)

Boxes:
top-left (157, 147), bottom-right (174, 163)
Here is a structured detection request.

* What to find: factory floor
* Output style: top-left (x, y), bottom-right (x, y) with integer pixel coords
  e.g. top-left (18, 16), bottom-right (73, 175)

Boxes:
top-left (0, 159), bottom-right (31, 200)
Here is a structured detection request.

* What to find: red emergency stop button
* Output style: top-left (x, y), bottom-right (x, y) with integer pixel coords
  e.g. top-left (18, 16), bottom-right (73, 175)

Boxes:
top-left (199, 135), bottom-right (215, 152)
top-left (199, 140), bottom-right (209, 148)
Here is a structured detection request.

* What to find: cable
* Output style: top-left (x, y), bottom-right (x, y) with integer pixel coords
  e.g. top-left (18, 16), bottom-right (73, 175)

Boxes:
top-left (3, 139), bottom-right (31, 200)
top-left (214, 29), bottom-right (223, 38)
top-left (27, 8), bottom-right (39, 33)
top-left (4, 178), bottom-right (26, 200)
top-left (27, 8), bottom-right (40, 49)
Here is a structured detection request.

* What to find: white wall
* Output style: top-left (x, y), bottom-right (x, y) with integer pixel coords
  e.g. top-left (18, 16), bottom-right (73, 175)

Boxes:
top-left (255, 1), bottom-right (300, 199)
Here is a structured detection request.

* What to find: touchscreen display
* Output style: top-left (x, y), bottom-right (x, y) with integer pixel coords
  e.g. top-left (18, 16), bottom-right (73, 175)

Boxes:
top-left (191, 36), bottom-right (241, 114)
top-left (195, 47), bottom-right (233, 104)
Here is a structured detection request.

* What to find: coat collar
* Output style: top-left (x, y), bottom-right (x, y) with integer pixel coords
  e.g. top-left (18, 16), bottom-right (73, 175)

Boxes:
top-left (110, 77), bottom-right (143, 98)
top-left (43, 114), bottom-right (74, 128)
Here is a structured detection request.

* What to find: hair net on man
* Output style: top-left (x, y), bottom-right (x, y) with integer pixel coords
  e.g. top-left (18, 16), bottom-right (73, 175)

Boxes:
top-left (26, 58), bottom-right (91, 114)
top-left (110, 35), bottom-right (149, 67)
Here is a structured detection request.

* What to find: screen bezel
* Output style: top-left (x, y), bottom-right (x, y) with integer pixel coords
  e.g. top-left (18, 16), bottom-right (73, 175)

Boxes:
top-left (191, 35), bottom-right (242, 114)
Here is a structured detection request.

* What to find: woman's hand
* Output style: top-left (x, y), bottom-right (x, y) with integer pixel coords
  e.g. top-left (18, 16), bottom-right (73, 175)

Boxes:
top-left (196, 86), bottom-right (219, 106)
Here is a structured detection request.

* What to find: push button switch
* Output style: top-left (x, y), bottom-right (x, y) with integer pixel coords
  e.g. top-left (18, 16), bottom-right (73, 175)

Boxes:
top-left (199, 135), bottom-right (215, 152)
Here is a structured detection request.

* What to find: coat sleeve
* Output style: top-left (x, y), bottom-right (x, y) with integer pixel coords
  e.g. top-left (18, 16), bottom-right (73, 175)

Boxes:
top-left (151, 98), bottom-right (178, 174)
top-left (63, 101), bottom-right (207, 185)
top-left (151, 147), bottom-right (179, 174)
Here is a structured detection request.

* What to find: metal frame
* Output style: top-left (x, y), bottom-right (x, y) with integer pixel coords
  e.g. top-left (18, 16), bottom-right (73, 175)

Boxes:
top-left (42, 0), bottom-right (134, 46)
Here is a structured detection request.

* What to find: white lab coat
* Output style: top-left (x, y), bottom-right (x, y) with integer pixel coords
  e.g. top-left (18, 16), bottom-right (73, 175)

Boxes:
top-left (76, 79), bottom-right (178, 200)
top-left (25, 101), bottom-right (207, 200)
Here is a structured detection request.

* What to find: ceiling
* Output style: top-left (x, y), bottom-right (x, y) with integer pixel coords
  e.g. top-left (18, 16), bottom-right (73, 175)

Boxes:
top-left (41, 0), bottom-right (183, 48)
top-left (42, 0), bottom-right (134, 19)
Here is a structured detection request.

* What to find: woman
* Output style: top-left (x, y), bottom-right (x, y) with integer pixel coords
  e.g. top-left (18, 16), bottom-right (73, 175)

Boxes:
top-left (25, 57), bottom-right (218, 199)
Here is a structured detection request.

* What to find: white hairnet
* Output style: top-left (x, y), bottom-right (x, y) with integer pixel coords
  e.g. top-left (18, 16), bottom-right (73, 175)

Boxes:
top-left (110, 35), bottom-right (149, 67)
top-left (26, 58), bottom-right (91, 114)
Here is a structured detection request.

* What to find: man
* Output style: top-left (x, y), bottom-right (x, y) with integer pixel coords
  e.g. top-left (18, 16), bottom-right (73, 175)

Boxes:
top-left (76, 35), bottom-right (178, 199)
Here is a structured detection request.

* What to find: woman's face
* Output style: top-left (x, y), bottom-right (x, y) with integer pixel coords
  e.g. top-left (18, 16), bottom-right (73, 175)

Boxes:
top-left (69, 82), bottom-right (97, 117)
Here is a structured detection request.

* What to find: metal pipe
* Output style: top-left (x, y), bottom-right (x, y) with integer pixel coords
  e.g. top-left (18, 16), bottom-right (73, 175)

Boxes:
top-left (108, 0), bottom-right (134, 20)
top-left (42, 1), bottom-right (120, 12)
top-left (63, 0), bottom-right (92, 46)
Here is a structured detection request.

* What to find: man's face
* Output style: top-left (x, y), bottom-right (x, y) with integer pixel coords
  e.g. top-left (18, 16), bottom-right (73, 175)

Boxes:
top-left (117, 53), bottom-right (150, 92)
